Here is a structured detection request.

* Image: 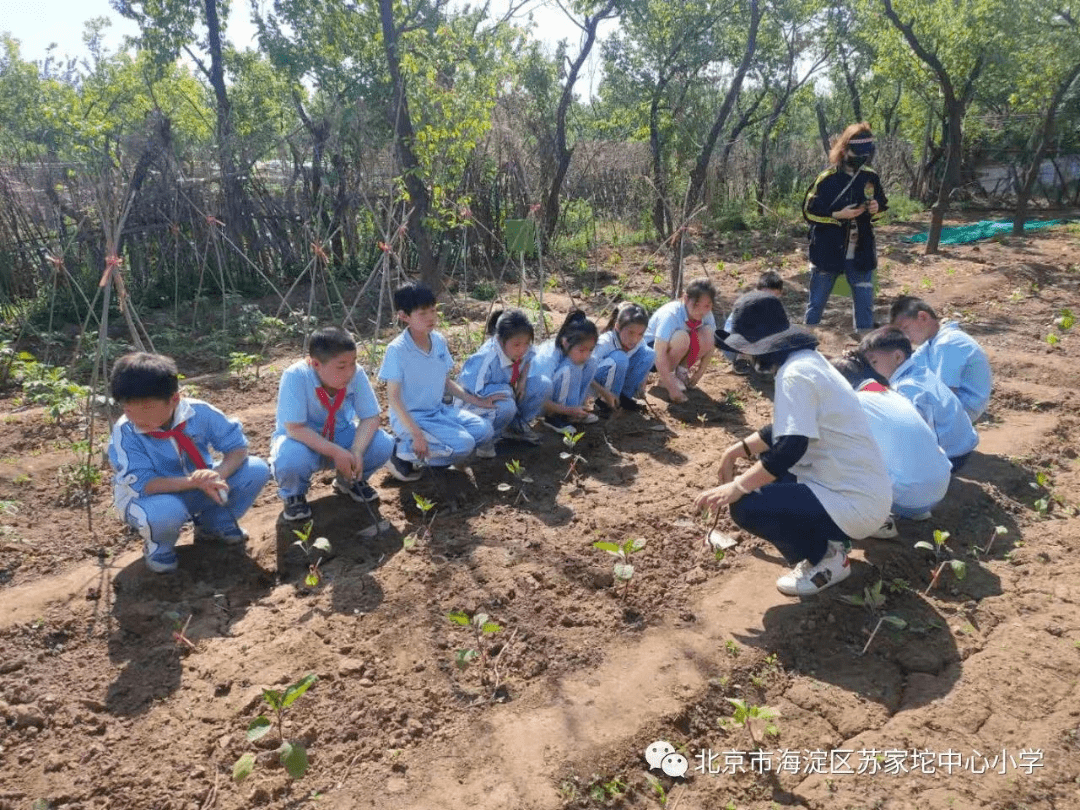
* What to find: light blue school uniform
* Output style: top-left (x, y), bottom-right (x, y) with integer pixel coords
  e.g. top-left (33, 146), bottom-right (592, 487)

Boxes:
top-left (720, 311), bottom-right (738, 362)
top-left (856, 385), bottom-right (952, 517)
top-left (379, 329), bottom-right (492, 466)
top-left (915, 320), bottom-right (992, 422)
top-left (593, 329), bottom-right (655, 398)
top-left (533, 339), bottom-right (598, 408)
top-left (108, 398), bottom-right (270, 558)
top-left (269, 360), bottom-right (394, 499)
top-left (644, 300), bottom-right (717, 346)
top-left (457, 339), bottom-right (552, 435)
top-left (890, 355), bottom-right (979, 462)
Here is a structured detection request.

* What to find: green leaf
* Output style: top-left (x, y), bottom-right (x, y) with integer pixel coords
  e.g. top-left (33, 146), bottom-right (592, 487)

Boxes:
top-left (994, 525), bottom-right (1007, 535)
top-left (949, 560), bottom-right (968, 581)
top-left (627, 537), bottom-right (647, 553)
top-left (233, 753), bottom-right (256, 783)
top-left (402, 534), bottom-right (418, 550)
top-left (455, 648), bottom-right (479, 668)
top-left (933, 530), bottom-right (951, 545)
top-left (447, 610), bottom-right (470, 626)
top-left (592, 541), bottom-right (621, 554)
top-left (613, 562), bottom-right (634, 581)
top-left (280, 741), bottom-right (309, 779)
top-left (473, 613), bottom-right (490, 627)
top-left (247, 715), bottom-right (273, 741)
top-left (262, 689), bottom-right (284, 711)
top-left (881, 615), bottom-right (907, 629)
top-left (312, 537), bottom-right (331, 552)
top-left (304, 572), bottom-right (321, 588)
top-left (497, 483), bottom-right (513, 492)
top-left (282, 674), bottom-right (317, 709)
top-left (838, 594), bottom-right (865, 606)
top-left (913, 541), bottom-right (935, 552)
top-left (480, 621), bottom-right (501, 634)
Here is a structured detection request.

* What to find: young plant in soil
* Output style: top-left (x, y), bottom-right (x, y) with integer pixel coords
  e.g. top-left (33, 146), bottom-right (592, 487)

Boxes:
top-left (592, 537), bottom-right (646, 600)
top-left (163, 610), bottom-right (195, 651)
top-left (234, 673), bottom-right (318, 783)
top-left (446, 610), bottom-right (513, 697)
top-left (402, 493), bottom-right (437, 551)
top-left (721, 698), bottom-right (778, 748)
top-left (292, 521), bottom-right (331, 587)
top-left (560, 429), bottom-right (587, 480)
top-left (839, 579), bottom-right (908, 655)
top-left (228, 351), bottom-right (261, 389)
top-left (915, 530), bottom-right (967, 594)
top-left (980, 525), bottom-right (1008, 556)
top-left (497, 459), bottom-right (532, 504)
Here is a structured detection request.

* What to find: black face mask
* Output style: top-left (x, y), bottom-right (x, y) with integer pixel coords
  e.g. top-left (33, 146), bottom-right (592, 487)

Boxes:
top-left (846, 155), bottom-right (870, 170)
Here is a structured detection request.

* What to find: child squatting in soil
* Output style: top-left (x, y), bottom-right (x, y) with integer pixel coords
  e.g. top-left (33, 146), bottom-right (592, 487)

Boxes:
top-left (644, 278), bottom-right (718, 404)
top-left (379, 282), bottom-right (502, 480)
top-left (859, 326), bottom-right (979, 473)
top-left (889, 295), bottom-right (993, 423)
top-left (533, 310), bottom-right (615, 434)
top-left (591, 302), bottom-right (654, 416)
top-left (456, 308), bottom-right (553, 453)
top-left (107, 352), bottom-right (271, 573)
top-left (269, 326), bottom-right (395, 523)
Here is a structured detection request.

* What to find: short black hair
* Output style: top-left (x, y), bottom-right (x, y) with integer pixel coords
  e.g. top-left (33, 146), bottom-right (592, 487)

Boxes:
top-left (110, 352), bottom-right (180, 402)
top-left (684, 278), bottom-right (717, 303)
top-left (858, 326), bottom-right (913, 359)
top-left (831, 353), bottom-right (889, 388)
top-left (308, 326), bottom-right (356, 363)
top-left (393, 282), bottom-right (437, 315)
top-left (756, 271), bottom-right (784, 292)
top-left (486, 308), bottom-right (534, 343)
top-left (889, 295), bottom-right (938, 323)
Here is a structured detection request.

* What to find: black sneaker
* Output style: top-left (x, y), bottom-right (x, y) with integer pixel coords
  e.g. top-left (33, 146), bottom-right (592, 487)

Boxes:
top-left (193, 525), bottom-right (249, 546)
top-left (334, 478), bottom-right (379, 503)
top-left (543, 415), bottom-right (575, 435)
top-left (594, 399), bottom-right (613, 418)
top-left (619, 394), bottom-right (647, 413)
top-left (386, 453), bottom-right (422, 482)
top-left (282, 495), bottom-right (312, 522)
top-left (732, 357), bottom-right (753, 375)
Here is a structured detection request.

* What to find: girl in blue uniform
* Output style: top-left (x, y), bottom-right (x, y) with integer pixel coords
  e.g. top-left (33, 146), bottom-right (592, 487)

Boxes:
top-left (379, 283), bottom-right (502, 480)
top-left (534, 310), bottom-right (612, 433)
top-left (457, 309), bottom-right (553, 455)
top-left (593, 302), bottom-right (654, 415)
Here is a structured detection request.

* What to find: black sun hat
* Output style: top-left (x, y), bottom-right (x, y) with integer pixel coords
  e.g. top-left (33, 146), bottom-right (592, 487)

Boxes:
top-left (714, 290), bottom-right (819, 356)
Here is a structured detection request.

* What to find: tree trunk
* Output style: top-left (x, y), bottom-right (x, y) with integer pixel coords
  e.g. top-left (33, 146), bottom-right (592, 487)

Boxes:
top-left (925, 103), bottom-right (963, 254)
top-left (649, 78), bottom-right (673, 242)
top-left (815, 100), bottom-right (830, 156)
top-left (378, 0), bottom-right (441, 293)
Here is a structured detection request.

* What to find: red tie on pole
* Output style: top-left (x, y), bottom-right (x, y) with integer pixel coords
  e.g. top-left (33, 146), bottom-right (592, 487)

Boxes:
top-left (148, 422), bottom-right (208, 469)
top-left (316, 387), bottom-right (345, 441)
top-left (685, 319), bottom-right (703, 368)
top-left (509, 359), bottom-right (522, 386)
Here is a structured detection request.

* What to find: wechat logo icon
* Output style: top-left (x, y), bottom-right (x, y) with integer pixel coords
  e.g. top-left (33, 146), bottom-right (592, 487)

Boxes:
top-left (644, 740), bottom-right (689, 778)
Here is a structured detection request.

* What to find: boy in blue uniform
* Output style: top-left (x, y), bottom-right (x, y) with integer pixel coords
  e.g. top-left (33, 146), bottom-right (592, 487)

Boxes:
top-left (889, 295), bottom-right (992, 422)
top-left (380, 283), bottom-right (500, 480)
top-left (107, 353), bottom-right (270, 573)
top-left (644, 278), bottom-right (717, 403)
top-left (859, 327), bottom-right (978, 472)
top-left (270, 326), bottom-right (394, 521)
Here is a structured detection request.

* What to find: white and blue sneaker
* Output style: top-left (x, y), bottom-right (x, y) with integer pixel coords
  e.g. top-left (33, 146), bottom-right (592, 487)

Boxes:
top-left (144, 538), bottom-right (179, 573)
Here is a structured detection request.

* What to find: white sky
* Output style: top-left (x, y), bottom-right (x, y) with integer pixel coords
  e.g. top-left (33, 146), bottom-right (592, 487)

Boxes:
top-left (0, 0), bottom-right (610, 95)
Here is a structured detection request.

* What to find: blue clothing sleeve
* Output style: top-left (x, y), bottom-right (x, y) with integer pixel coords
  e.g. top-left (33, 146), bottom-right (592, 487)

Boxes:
top-left (204, 404), bottom-right (248, 454)
top-left (276, 364), bottom-right (309, 426)
top-left (378, 340), bottom-right (404, 383)
top-left (934, 340), bottom-right (973, 391)
top-left (108, 424), bottom-right (158, 496)
top-left (350, 366), bottom-right (380, 420)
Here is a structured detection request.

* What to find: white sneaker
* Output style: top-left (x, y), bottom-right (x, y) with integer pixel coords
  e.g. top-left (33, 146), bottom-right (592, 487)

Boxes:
top-left (910, 511), bottom-right (933, 521)
top-left (475, 440), bottom-right (497, 459)
top-left (580, 413), bottom-right (599, 425)
top-left (775, 541), bottom-right (850, 597)
top-left (869, 516), bottom-right (898, 540)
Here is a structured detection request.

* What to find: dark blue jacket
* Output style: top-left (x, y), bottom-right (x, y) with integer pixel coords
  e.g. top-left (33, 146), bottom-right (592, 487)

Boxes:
top-left (802, 166), bottom-right (888, 274)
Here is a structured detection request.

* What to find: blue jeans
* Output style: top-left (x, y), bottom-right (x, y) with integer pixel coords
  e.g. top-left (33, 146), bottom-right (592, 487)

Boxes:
top-left (729, 473), bottom-right (848, 565)
top-left (805, 259), bottom-right (875, 329)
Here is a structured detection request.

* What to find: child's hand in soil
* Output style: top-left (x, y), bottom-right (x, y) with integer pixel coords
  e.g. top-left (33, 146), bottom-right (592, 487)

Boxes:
top-left (190, 468), bottom-right (229, 505)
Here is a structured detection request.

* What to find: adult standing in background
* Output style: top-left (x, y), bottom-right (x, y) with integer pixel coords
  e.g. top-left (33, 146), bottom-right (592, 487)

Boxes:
top-left (803, 122), bottom-right (889, 332)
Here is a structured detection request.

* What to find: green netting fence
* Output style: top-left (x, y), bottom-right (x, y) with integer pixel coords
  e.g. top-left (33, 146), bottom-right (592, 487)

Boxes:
top-left (903, 219), bottom-right (1064, 245)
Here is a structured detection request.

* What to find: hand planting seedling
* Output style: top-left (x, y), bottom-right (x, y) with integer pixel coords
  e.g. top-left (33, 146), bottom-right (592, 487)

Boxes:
top-left (446, 610), bottom-right (514, 697)
top-left (292, 521), bottom-right (331, 587)
top-left (592, 537), bottom-right (646, 600)
top-left (560, 430), bottom-right (587, 481)
top-left (163, 610), bottom-right (195, 651)
top-left (721, 698), bottom-right (778, 748)
top-left (497, 459), bottom-right (532, 505)
top-left (402, 492), bottom-right (437, 551)
top-left (234, 673), bottom-right (317, 783)
top-left (915, 530), bottom-right (966, 594)
top-left (840, 579), bottom-right (908, 655)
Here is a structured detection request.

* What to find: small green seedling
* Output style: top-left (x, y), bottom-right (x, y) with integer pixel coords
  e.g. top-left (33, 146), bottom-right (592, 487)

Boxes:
top-left (163, 610), bottom-right (195, 651)
top-left (982, 525), bottom-right (1008, 555)
top-left (447, 610), bottom-right (511, 695)
top-left (497, 459), bottom-right (532, 504)
top-left (228, 352), bottom-right (261, 388)
top-left (1054, 308), bottom-right (1075, 331)
top-left (402, 492), bottom-right (437, 551)
top-left (292, 521), bottom-right (331, 587)
top-left (725, 639), bottom-right (740, 657)
top-left (560, 430), bottom-right (586, 480)
top-left (840, 580), bottom-right (908, 654)
top-left (722, 698), bottom-right (778, 747)
top-left (1045, 333), bottom-right (1060, 347)
top-left (1030, 471), bottom-right (1052, 515)
top-left (644, 773), bottom-right (668, 807)
top-left (592, 537), bottom-right (646, 600)
top-left (915, 530), bottom-right (966, 593)
top-left (234, 673), bottom-right (317, 783)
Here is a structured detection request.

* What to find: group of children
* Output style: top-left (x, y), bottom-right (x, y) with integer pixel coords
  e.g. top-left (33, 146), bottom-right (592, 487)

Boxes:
top-left (107, 280), bottom-right (722, 573)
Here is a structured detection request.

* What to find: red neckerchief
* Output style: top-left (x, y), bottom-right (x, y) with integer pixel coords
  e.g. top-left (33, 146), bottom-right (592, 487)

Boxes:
top-left (862, 381), bottom-right (888, 392)
top-left (148, 422), bottom-right (208, 469)
top-left (509, 358), bottom-right (522, 386)
top-left (686, 318), bottom-right (703, 367)
top-left (316, 387), bottom-right (345, 441)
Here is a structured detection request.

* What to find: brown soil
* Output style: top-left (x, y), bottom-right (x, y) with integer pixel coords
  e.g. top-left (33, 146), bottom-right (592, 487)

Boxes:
top-left (2, 216), bottom-right (1080, 810)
